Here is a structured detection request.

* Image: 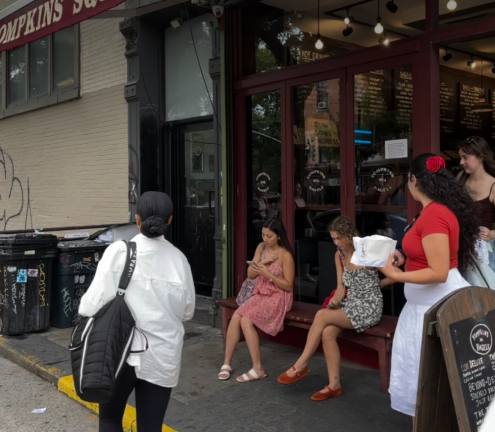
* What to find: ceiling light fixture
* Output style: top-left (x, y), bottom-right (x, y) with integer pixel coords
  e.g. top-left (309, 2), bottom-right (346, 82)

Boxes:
top-left (386, 0), bottom-right (398, 14)
top-left (471, 56), bottom-right (494, 113)
top-left (467, 56), bottom-right (476, 68)
top-left (492, 66), bottom-right (495, 74)
top-left (315, 0), bottom-right (324, 49)
top-left (447, 0), bottom-right (458, 11)
top-left (344, 8), bottom-right (354, 25)
top-left (375, 0), bottom-right (384, 34)
top-left (379, 33), bottom-right (390, 46)
top-left (443, 47), bottom-right (452, 62)
top-left (343, 25), bottom-right (354, 37)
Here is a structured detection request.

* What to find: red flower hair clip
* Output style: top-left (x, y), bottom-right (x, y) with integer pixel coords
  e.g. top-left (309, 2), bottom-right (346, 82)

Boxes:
top-left (426, 156), bottom-right (446, 174)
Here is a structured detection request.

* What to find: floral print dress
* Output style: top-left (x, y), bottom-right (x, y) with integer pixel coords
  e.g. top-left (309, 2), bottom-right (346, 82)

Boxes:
top-left (340, 266), bottom-right (383, 333)
top-left (235, 259), bottom-right (293, 336)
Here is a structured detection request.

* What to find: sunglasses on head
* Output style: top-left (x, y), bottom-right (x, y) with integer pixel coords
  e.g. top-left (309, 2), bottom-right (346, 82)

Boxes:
top-left (404, 213), bottom-right (420, 233)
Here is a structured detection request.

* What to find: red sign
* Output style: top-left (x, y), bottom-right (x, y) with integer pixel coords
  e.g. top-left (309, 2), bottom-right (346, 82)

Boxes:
top-left (0, 0), bottom-right (127, 52)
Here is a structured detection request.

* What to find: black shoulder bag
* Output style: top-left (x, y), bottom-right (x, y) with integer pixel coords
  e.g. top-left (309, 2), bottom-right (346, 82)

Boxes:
top-left (69, 241), bottom-right (145, 404)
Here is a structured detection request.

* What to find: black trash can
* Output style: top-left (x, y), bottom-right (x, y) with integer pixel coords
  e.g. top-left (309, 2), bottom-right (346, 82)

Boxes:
top-left (0, 234), bottom-right (58, 336)
top-left (52, 240), bottom-right (108, 328)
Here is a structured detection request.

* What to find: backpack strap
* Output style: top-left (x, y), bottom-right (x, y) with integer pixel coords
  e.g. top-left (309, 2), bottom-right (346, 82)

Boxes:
top-left (117, 241), bottom-right (137, 294)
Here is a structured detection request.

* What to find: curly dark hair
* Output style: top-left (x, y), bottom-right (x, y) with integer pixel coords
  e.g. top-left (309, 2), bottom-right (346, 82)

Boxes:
top-left (409, 153), bottom-right (479, 271)
top-left (329, 216), bottom-right (359, 251)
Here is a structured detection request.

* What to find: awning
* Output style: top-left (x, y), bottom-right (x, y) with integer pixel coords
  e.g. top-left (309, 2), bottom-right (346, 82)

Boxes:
top-left (0, 0), bottom-right (128, 52)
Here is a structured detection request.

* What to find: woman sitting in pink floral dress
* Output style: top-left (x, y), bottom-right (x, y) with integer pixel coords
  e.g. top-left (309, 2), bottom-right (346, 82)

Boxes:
top-left (218, 218), bottom-right (295, 383)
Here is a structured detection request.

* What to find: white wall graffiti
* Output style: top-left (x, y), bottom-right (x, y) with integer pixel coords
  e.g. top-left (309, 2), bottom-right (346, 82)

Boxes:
top-left (0, 148), bottom-right (33, 230)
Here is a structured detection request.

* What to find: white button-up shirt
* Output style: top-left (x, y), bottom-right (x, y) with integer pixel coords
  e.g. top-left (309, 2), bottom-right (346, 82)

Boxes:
top-left (79, 234), bottom-right (196, 388)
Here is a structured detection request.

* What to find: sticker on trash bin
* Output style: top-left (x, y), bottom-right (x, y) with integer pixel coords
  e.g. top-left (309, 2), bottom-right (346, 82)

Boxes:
top-left (75, 275), bottom-right (80, 284)
top-left (24, 250), bottom-right (35, 255)
top-left (28, 269), bottom-right (38, 278)
top-left (79, 275), bottom-right (86, 284)
top-left (83, 257), bottom-right (92, 263)
top-left (17, 269), bottom-right (27, 283)
top-left (7, 266), bottom-right (16, 273)
top-left (95, 252), bottom-right (100, 263)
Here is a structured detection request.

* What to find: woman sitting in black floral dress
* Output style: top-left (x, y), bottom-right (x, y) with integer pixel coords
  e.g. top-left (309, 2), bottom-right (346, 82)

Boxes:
top-left (277, 216), bottom-right (402, 401)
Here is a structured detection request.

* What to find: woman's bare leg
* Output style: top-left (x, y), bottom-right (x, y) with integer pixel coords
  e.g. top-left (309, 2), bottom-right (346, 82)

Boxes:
top-left (321, 325), bottom-right (344, 391)
top-left (219, 314), bottom-right (242, 378)
top-left (237, 316), bottom-right (265, 381)
top-left (287, 309), bottom-right (353, 377)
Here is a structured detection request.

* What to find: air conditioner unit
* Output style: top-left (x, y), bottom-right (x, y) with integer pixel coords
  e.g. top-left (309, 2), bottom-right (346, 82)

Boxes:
top-left (318, 102), bottom-right (328, 111)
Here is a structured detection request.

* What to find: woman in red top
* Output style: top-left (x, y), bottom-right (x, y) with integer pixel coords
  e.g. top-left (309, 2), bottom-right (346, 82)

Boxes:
top-left (380, 154), bottom-right (478, 425)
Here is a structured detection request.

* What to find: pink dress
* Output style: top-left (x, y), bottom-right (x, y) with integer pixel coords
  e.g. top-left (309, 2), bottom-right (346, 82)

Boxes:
top-left (235, 260), bottom-right (293, 336)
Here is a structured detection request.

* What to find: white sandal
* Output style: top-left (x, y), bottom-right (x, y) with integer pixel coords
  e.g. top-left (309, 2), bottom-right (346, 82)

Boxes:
top-left (236, 368), bottom-right (267, 383)
top-left (218, 365), bottom-right (233, 380)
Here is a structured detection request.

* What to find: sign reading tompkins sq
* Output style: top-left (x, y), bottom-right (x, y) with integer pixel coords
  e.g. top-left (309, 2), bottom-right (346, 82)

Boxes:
top-left (0, 0), bottom-right (127, 52)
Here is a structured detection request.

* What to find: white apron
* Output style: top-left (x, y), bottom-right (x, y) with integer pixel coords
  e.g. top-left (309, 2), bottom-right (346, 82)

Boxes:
top-left (389, 269), bottom-right (470, 417)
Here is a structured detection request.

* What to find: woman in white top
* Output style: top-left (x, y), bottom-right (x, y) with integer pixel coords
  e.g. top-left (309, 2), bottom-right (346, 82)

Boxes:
top-left (79, 191), bottom-right (196, 432)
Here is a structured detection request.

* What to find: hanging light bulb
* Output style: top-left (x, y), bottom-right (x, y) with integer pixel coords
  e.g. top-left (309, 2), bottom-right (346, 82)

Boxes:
top-left (315, 0), bottom-right (324, 50)
top-left (386, 0), bottom-right (398, 14)
top-left (375, 0), bottom-right (384, 34)
top-left (471, 57), bottom-right (494, 113)
top-left (375, 18), bottom-right (384, 34)
top-left (447, 0), bottom-right (457, 11)
top-left (467, 56), bottom-right (476, 68)
top-left (379, 33), bottom-right (390, 45)
top-left (344, 8), bottom-right (354, 25)
top-left (443, 47), bottom-right (452, 62)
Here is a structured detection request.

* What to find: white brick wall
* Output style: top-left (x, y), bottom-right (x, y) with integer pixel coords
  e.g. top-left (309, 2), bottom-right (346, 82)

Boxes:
top-left (0, 12), bottom-right (129, 233)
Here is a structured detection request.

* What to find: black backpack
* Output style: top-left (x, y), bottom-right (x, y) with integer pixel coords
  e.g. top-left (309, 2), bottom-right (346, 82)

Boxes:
top-left (69, 241), bottom-right (146, 404)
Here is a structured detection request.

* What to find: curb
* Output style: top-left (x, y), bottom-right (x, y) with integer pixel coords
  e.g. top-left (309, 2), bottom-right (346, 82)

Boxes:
top-left (0, 335), bottom-right (177, 432)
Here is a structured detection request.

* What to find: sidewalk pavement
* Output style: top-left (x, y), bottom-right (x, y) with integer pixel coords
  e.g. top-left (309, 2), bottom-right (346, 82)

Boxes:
top-left (0, 318), bottom-right (411, 432)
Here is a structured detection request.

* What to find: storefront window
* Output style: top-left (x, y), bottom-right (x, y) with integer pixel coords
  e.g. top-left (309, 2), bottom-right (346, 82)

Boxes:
top-left (246, 90), bottom-right (282, 260)
top-left (0, 57), bottom-right (3, 108)
top-left (354, 66), bottom-right (413, 246)
top-left (438, 44), bottom-right (495, 174)
top-left (437, 0), bottom-right (495, 29)
top-left (293, 78), bottom-right (340, 304)
top-left (53, 27), bottom-right (75, 90)
top-left (165, 14), bottom-right (214, 121)
top-left (8, 47), bottom-right (26, 106)
top-left (30, 37), bottom-right (49, 98)
top-left (241, 1), bottom-right (424, 76)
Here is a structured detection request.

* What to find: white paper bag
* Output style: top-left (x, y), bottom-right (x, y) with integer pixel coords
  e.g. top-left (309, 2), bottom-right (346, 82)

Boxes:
top-left (350, 235), bottom-right (397, 268)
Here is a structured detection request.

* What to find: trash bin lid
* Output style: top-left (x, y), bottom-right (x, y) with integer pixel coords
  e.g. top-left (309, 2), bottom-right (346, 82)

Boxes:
top-left (0, 233), bottom-right (58, 245)
top-left (57, 240), bottom-right (109, 251)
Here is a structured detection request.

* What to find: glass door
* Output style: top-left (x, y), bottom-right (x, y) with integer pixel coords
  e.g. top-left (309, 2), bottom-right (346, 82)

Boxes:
top-left (350, 62), bottom-right (414, 315)
top-left (176, 123), bottom-right (216, 297)
top-left (290, 77), bottom-right (343, 304)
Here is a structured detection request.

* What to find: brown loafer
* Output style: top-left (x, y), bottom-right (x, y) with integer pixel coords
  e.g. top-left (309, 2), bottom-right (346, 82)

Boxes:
top-left (311, 386), bottom-right (343, 401)
top-left (277, 366), bottom-right (309, 385)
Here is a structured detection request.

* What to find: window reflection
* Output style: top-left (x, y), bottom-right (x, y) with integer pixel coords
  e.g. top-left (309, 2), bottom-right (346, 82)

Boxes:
top-left (30, 37), bottom-right (49, 98)
top-left (247, 90), bottom-right (282, 259)
top-left (53, 27), bottom-right (75, 90)
top-left (8, 47), bottom-right (26, 106)
top-left (293, 78), bottom-right (341, 304)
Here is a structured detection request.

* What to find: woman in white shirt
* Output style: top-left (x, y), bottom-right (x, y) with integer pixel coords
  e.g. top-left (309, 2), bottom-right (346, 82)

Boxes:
top-left (79, 191), bottom-right (196, 432)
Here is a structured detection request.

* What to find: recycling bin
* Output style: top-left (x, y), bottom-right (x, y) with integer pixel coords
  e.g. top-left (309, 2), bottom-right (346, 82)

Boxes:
top-left (0, 234), bottom-right (58, 335)
top-left (52, 240), bottom-right (108, 328)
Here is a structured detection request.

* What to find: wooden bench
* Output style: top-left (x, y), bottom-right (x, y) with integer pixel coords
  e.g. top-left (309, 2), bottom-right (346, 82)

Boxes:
top-left (217, 298), bottom-right (398, 392)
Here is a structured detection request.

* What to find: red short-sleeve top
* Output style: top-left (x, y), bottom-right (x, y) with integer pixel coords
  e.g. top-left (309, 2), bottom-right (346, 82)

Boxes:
top-left (403, 202), bottom-right (459, 272)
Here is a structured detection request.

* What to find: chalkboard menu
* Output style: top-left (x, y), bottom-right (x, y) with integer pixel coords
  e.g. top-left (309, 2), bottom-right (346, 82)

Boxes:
top-left (395, 68), bottom-right (413, 126)
top-left (440, 72), bottom-right (458, 135)
top-left (450, 310), bottom-right (495, 431)
top-left (355, 70), bottom-right (388, 118)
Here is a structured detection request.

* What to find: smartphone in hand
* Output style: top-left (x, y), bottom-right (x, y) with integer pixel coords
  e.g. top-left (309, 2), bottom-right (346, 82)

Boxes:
top-left (246, 261), bottom-right (254, 267)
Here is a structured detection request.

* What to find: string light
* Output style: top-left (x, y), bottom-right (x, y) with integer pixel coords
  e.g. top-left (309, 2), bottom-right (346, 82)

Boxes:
top-left (447, 0), bottom-right (457, 11)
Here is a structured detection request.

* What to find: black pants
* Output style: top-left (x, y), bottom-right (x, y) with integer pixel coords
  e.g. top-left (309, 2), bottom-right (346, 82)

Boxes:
top-left (99, 364), bottom-right (172, 432)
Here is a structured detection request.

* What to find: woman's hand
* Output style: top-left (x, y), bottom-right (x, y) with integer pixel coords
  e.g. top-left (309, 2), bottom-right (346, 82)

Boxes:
top-left (252, 263), bottom-right (272, 280)
top-left (327, 298), bottom-right (341, 309)
top-left (260, 252), bottom-right (277, 267)
top-left (380, 254), bottom-right (403, 281)
top-left (394, 250), bottom-right (405, 267)
top-left (480, 227), bottom-right (495, 242)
